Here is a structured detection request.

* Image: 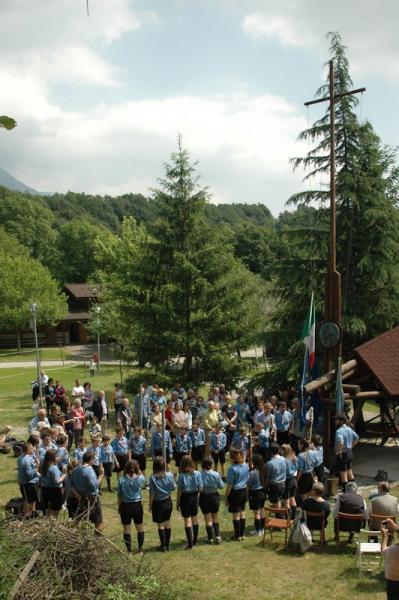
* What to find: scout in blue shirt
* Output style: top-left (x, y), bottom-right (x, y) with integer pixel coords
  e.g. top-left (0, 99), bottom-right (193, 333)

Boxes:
top-left (117, 459), bottom-right (146, 553)
top-left (177, 456), bottom-right (203, 549)
top-left (111, 427), bottom-right (130, 478)
top-left (226, 449), bottom-right (250, 540)
top-left (175, 428), bottom-right (192, 468)
top-left (231, 427), bottom-right (250, 461)
top-left (275, 402), bottom-right (292, 446)
top-left (129, 427), bottom-right (147, 474)
top-left (149, 457), bottom-right (176, 551)
top-left (151, 424), bottom-right (173, 464)
top-left (334, 413), bottom-right (359, 489)
top-left (253, 422), bottom-right (271, 463)
top-left (56, 436), bottom-right (70, 470)
top-left (100, 435), bottom-right (119, 492)
top-left (281, 444), bottom-right (299, 518)
top-left (17, 442), bottom-right (40, 515)
top-left (71, 450), bottom-right (104, 531)
top-left (199, 457), bottom-right (224, 543)
top-left (248, 454), bottom-right (266, 536)
top-left (87, 437), bottom-right (102, 477)
top-left (297, 438), bottom-right (317, 500)
top-left (72, 437), bottom-right (86, 463)
top-left (41, 449), bottom-right (66, 516)
top-left (266, 444), bottom-right (287, 508)
top-left (189, 421), bottom-right (205, 468)
top-left (210, 424), bottom-right (227, 478)
top-left (311, 434), bottom-right (325, 484)
top-left (39, 434), bottom-right (57, 465)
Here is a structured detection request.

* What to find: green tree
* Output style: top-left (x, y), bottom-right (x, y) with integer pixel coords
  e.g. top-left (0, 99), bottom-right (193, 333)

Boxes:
top-left (54, 218), bottom-right (108, 283)
top-left (0, 187), bottom-right (58, 268)
top-left (0, 231), bottom-right (67, 349)
top-left (0, 116), bottom-right (17, 130)
top-left (96, 139), bottom-right (263, 384)
top-left (260, 32), bottom-right (399, 387)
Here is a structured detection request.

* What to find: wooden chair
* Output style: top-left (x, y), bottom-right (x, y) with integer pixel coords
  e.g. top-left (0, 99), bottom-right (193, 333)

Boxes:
top-left (336, 512), bottom-right (364, 547)
top-left (304, 510), bottom-right (326, 547)
top-left (263, 507), bottom-right (293, 550)
top-left (369, 513), bottom-right (397, 531)
top-left (357, 529), bottom-right (382, 578)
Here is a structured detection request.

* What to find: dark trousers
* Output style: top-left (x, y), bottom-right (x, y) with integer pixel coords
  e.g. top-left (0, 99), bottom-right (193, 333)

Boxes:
top-left (387, 579), bottom-right (399, 600)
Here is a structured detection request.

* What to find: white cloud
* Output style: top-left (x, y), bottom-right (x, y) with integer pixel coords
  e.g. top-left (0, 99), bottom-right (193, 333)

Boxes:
top-left (0, 87), bottom-right (307, 212)
top-left (242, 0), bottom-right (399, 79)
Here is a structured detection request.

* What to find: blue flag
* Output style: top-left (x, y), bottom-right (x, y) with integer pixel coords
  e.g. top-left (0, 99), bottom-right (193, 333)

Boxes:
top-left (298, 347), bottom-right (309, 428)
top-left (335, 356), bottom-right (345, 413)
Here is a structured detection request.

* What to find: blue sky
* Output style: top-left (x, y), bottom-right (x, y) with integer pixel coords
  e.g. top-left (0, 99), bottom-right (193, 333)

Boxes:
top-left (0, 0), bottom-right (397, 214)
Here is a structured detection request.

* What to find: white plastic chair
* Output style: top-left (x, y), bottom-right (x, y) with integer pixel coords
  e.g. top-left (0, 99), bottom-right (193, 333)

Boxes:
top-left (356, 529), bottom-right (382, 578)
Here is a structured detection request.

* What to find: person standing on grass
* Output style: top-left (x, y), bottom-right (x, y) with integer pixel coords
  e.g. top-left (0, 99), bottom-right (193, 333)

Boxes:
top-left (275, 401), bottom-right (292, 446)
top-left (189, 420), bottom-right (206, 469)
top-left (17, 442), bottom-right (40, 516)
top-left (382, 520), bottom-right (399, 600)
top-left (253, 422), bottom-right (271, 463)
top-left (91, 390), bottom-right (108, 436)
top-left (265, 444), bottom-right (287, 509)
top-left (175, 427), bottom-right (192, 468)
top-left (149, 457), bottom-right (176, 552)
top-left (112, 382), bottom-right (124, 423)
top-left (177, 456), bottom-right (203, 549)
top-left (334, 412), bottom-right (359, 491)
top-left (199, 457), bottom-right (224, 544)
top-left (41, 449), bottom-right (66, 518)
top-left (225, 448), bottom-right (249, 541)
top-left (221, 395), bottom-right (237, 450)
top-left (117, 459), bottom-right (146, 554)
top-left (204, 401), bottom-right (219, 457)
top-left (289, 397), bottom-right (308, 454)
top-left (71, 450), bottom-right (104, 533)
top-left (297, 438), bottom-right (317, 502)
top-left (100, 434), bottom-right (119, 492)
top-left (151, 422), bottom-right (173, 465)
top-left (210, 423), bottom-right (227, 480)
top-left (281, 444), bottom-right (298, 519)
top-left (72, 436), bottom-right (86, 464)
top-left (28, 408), bottom-right (50, 434)
top-left (247, 453), bottom-right (267, 538)
top-left (129, 427), bottom-right (147, 477)
top-left (111, 426), bottom-right (130, 479)
top-left (87, 436), bottom-right (102, 478)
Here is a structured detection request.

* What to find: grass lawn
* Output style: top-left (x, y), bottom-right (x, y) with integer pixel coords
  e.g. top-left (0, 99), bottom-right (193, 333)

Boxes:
top-left (0, 366), bottom-right (388, 600)
top-left (0, 346), bottom-right (73, 363)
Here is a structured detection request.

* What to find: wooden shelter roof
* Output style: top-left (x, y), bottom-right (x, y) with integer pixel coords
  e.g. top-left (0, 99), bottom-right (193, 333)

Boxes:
top-left (355, 325), bottom-right (399, 396)
top-left (64, 284), bottom-right (101, 299)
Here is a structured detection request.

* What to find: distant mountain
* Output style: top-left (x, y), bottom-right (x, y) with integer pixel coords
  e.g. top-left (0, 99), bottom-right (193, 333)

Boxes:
top-left (0, 167), bottom-right (40, 194)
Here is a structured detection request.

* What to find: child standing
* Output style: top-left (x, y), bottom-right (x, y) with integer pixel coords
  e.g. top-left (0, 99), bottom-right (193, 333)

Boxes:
top-left (199, 457), bottom-right (224, 544)
top-left (117, 459), bottom-right (146, 553)
top-left (225, 449), bottom-right (249, 541)
top-left (210, 424), bottom-right (227, 479)
top-left (247, 453), bottom-right (266, 537)
top-left (175, 427), bottom-right (192, 468)
top-left (100, 435), bottom-right (119, 492)
top-left (149, 457), bottom-right (176, 552)
top-left (177, 456), bottom-right (202, 549)
top-left (129, 427), bottom-right (147, 476)
top-left (189, 420), bottom-right (205, 469)
top-left (111, 426), bottom-right (130, 479)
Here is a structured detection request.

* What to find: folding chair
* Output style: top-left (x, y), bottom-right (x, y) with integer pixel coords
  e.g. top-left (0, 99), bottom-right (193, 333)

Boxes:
top-left (369, 513), bottom-right (397, 531)
top-left (357, 529), bottom-right (382, 578)
top-left (304, 510), bottom-right (326, 548)
top-left (336, 512), bottom-right (364, 547)
top-left (263, 507), bottom-right (293, 550)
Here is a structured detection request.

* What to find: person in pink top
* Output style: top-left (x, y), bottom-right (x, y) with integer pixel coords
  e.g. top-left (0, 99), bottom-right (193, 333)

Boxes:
top-left (71, 399), bottom-right (85, 447)
top-left (382, 520), bottom-right (399, 599)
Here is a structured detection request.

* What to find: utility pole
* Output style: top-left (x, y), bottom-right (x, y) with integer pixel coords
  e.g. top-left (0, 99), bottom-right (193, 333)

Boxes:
top-left (30, 303), bottom-right (43, 409)
top-left (304, 60), bottom-right (365, 465)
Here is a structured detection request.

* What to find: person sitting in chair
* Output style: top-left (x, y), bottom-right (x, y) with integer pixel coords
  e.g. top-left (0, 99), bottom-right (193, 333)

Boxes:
top-left (302, 482), bottom-right (331, 530)
top-left (333, 481), bottom-right (368, 543)
top-left (369, 482), bottom-right (399, 531)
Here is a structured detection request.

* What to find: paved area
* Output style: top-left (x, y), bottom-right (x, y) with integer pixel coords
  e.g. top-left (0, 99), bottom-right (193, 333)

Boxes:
top-left (353, 439), bottom-right (399, 482)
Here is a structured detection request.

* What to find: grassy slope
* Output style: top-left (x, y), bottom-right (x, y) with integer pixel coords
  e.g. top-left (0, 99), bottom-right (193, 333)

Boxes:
top-left (0, 347), bottom-right (73, 362)
top-left (0, 366), bottom-right (386, 600)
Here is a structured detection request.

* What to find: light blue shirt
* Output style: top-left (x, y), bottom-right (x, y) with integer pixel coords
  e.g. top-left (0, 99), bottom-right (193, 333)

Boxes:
top-left (267, 455), bottom-right (287, 484)
top-left (72, 446), bottom-right (86, 464)
top-left (130, 435), bottom-right (147, 455)
top-left (175, 433), bottom-right (192, 454)
top-left (39, 443), bottom-right (56, 465)
top-left (210, 432), bottom-right (226, 451)
top-left (71, 464), bottom-right (99, 497)
top-left (231, 432), bottom-right (249, 453)
top-left (100, 445), bottom-right (116, 464)
top-left (56, 446), bottom-right (70, 469)
top-left (189, 428), bottom-right (205, 447)
top-left (312, 446), bottom-right (323, 467)
top-left (177, 470), bottom-right (202, 493)
top-left (151, 431), bottom-right (173, 457)
top-left (285, 457), bottom-right (298, 478)
top-left (248, 468), bottom-right (264, 491)
top-left (117, 474), bottom-right (146, 503)
top-left (335, 425), bottom-right (359, 451)
top-left (17, 454), bottom-right (40, 485)
top-left (297, 451), bottom-right (317, 474)
top-left (226, 463), bottom-right (249, 490)
top-left (28, 416), bottom-right (50, 433)
top-left (257, 429), bottom-right (270, 448)
top-left (149, 471), bottom-right (176, 500)
top-left (41, 464), bottom-right (62, 488)
top-left (200, 469), bottom-right (224, 493)
top-left (87, 445), bottom-right (101, 467)
top-left (111, 435), bottom-right (129, 455)
top-left (275, 410), bottom-right (292, 432)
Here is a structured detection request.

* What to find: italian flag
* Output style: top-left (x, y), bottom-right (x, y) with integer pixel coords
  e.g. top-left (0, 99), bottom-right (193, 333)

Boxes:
top-left (301, 292), bottom-right (316, 369)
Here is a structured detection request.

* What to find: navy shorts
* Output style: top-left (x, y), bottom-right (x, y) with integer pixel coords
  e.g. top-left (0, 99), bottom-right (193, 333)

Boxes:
top-left (119, 501), bottom-right (143, 525)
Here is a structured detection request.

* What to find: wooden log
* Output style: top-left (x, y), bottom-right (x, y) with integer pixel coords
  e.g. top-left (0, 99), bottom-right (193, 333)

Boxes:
top-left (304, 359), bottom-right (358, 394)
top-left (342, 384), bottom-right (361, 393)
top-left (9, 550), bottom-right (40, 600)
top-left (355, 391), bottom-right (383, 399)
top-left (341, 368), bottom-right (358, 381)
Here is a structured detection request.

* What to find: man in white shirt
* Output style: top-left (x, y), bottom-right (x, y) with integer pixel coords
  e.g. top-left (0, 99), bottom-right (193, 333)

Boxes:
top-left (28, 408), bottom-right (50, 434)
top-left (40, 371), bottom-right (49, 387)
top-left (72, 379), bottom-right (85, 402)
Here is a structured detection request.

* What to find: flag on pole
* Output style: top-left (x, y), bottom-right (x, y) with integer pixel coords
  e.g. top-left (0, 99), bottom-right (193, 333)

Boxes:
top-left (335, 356), bottom-right (345, 413)
top-left (301, 292), bottom-right (316, 369)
